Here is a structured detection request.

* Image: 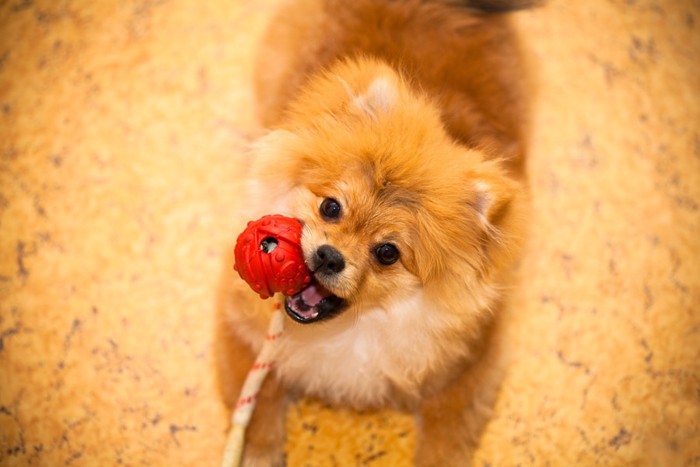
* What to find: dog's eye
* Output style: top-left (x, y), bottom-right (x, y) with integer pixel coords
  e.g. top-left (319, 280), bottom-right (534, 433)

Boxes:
top-left (320, 198), bottom-right (342, 220)
top-left (374, 243), bottom-right (400, 266)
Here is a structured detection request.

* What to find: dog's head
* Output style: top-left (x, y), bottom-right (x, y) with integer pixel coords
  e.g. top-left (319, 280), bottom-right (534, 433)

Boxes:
top-left (247, 58), bottom-right (521, 324)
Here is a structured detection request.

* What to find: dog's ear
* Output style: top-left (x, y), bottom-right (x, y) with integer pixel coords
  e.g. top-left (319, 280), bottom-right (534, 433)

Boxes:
top-left (245, 129), bottom-right (302, 218)
top-left (468, 165), bottom-right (520, 230)
top-left (336, 74), bottom-right (397, 119)
top-left (352, 77), bottom-right (397, 117)
top-left (248, 129), bottom-right (300, 181)
top-left (411, 163), bottom-right (521, 283)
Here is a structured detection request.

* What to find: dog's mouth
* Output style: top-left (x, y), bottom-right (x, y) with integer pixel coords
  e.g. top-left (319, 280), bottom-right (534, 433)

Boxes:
top-left (284, 279), bottom-right (347, 324)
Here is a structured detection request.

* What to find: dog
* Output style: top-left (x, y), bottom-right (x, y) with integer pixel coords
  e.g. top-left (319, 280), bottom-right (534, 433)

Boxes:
top-left (217, 0), bottom-right (533, 465)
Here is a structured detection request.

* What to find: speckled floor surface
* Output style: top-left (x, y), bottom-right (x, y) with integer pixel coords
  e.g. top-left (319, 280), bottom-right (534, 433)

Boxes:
top-left (1, 0), bottom-right (699, 465)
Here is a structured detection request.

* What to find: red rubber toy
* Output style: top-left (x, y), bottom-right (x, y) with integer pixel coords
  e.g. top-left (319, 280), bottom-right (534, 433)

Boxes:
top-left (233, 214), bottom-right (312, 299)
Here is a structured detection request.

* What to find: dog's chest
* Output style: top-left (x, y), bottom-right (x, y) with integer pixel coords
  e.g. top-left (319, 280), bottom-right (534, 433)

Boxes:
top-left (273, 293), bottom-right (468, 408)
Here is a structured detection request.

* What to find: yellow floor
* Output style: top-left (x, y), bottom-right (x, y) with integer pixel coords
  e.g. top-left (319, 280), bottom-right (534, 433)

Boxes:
top-left (1, 0), bottom-right (698, 465)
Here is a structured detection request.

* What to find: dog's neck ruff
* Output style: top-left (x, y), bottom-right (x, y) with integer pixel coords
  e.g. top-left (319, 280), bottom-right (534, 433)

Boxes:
top-left (221, 302), bottom-right (284, 467)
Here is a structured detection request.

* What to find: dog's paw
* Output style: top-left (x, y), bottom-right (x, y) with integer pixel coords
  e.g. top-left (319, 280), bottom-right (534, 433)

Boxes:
top-left (241, 445), bottom-right (285, 467)
top-left (415, 445), bottom-right (473, 467)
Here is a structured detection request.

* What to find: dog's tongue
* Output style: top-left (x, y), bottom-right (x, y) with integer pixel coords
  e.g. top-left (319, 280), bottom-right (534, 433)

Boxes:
top-left (300, 281), bottom-right (332, 306)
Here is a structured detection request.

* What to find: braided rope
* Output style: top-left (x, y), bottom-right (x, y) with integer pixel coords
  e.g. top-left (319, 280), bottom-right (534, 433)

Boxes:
top-left (221, 302), bottom-right (285, 467)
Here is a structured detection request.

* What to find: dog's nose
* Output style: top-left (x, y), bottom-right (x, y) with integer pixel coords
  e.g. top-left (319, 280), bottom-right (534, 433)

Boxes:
top-left (314, 245), bottom-right (345, 275)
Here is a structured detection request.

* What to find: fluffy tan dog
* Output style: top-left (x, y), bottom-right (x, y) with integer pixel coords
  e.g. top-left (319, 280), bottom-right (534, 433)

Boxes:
top-left (218, 1), bottom-right (533, 465)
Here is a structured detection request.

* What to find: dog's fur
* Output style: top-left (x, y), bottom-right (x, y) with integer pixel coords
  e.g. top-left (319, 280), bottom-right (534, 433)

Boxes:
top-left (217, 0), bottom-right (533, 465)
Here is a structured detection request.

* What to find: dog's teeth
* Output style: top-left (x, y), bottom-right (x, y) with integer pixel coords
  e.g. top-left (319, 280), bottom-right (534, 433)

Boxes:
top-left (303, 310), bottom-right (319, 320)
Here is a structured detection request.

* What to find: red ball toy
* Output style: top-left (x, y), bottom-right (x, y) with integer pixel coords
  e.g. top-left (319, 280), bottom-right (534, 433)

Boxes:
top-left (233, 214), bottom-right (312, 299)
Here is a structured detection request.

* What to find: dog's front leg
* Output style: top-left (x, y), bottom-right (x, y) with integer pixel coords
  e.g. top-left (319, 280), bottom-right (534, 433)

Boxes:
top-left (415, 345), bottom-right (503, 467)
top-left (241, 373), bottom-right (288, 467)
top-left (415, 379), bottom-right (480, 466)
